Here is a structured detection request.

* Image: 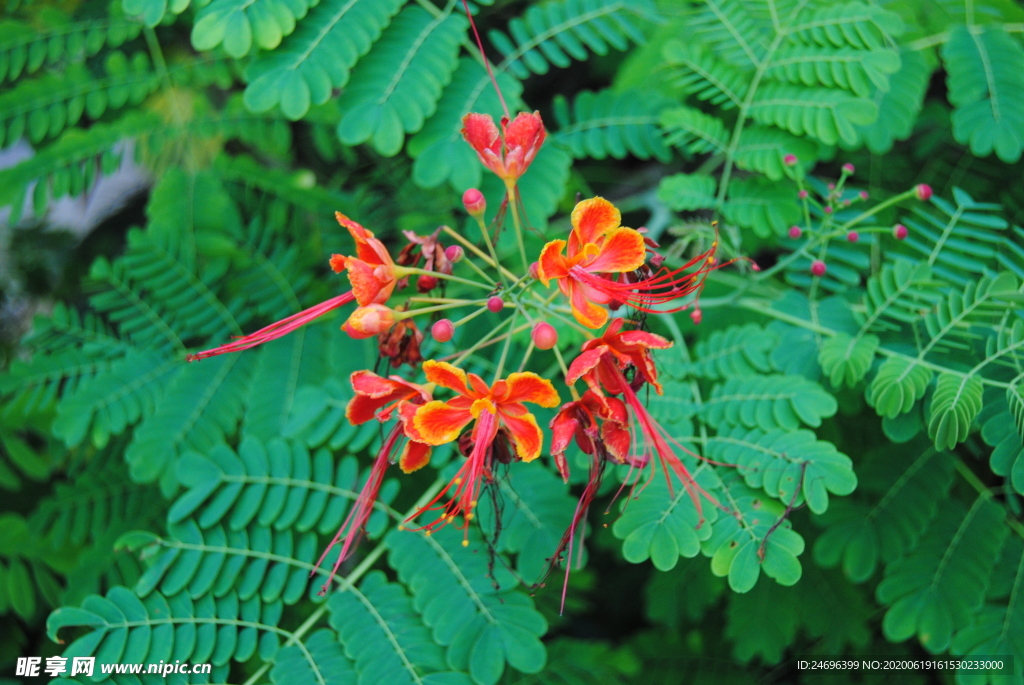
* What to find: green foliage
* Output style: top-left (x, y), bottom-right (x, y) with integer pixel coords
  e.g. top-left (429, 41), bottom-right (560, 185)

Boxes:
top-left (552, 88), bottom-right (671, 162)
top-left (701, 374), bottom-right (838, 431)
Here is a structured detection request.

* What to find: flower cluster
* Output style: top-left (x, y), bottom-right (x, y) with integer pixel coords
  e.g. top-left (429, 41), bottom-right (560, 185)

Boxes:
top-left (189, 109), bottom-right (745, 599)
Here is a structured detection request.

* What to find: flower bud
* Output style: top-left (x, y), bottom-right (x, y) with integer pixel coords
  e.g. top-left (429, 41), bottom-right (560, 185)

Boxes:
top-left (784, 154), bottom-right (798, 166)
top-left (532, 322), bottom-right (558, 350)
top-left (788, 225), bottom-right (802, 239)
top-left (811, 260), bottom-right (827, 277)
top-left (798, 190), bottom-right (809, 199)
top-left (842, 163), bottom-right (855, 174)
top-left (487, 296), bottom-right (504, 313)
top-left (343, 304), bottom-right (396, 339)
top-left (847, 231), bottom-right (859, 242)
top-left (859, 191), bottom-right (869, 200)
top-left (462, 188), bottom-right (486, 217)
top-left (827, 182), bottom-right (836, 191)
top-left (690, 308), bottom-right (703, 325)
top-left (417, 274), bottom-right (438, 292)
top-left (915, 184), bottom-right (932, 201)
top-left (893, 223), bottom-right (908, 240)
top-left (445, 245), bottom-right (464, 263)
top-left (528, 262), bottom-right (540, 279)
top-left (431, 318), bottom-right (454, 342)
top-left (823, 206), bottom-right (833, 214)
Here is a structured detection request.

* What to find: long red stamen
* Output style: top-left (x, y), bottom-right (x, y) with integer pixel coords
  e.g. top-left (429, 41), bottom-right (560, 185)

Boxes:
top-left (314, 423), bottom-right (399, 594)
top-left (460, 0), bottom-right (510, 120)
top-left (186, 291), bottom-right (355, 361)
top-left (408, 411), bottom-right (498, 533)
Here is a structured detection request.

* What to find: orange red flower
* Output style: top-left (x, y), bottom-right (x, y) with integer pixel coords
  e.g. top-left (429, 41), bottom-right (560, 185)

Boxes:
top-left (536, 197), bottom-right (647, 328)
top-left (461, 111), bottom-right (546, 184)
top-left (410, 360), bottom-right (559, 530)
top-left (331, 212), bottom-right (405, 306)
top-left (549, 390), bottom-right (630, 481)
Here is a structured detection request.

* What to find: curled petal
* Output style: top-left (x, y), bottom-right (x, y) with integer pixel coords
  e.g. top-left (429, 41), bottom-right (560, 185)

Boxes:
top-left (499, 409), bottom-right (544, 462)
top-left (566, 347), bottom-right (606, 385)
top-left (413, 401), bottom-right (473, 445)
top-left (536, 240), bottom-right (568, 286)
top-left (500, 372), bottom-right (560, 407)
top-left (571, 197), bottom-right (621, 248)
top-left (345, 258), bottom-right (388, 306)
top-left (550, 405), bottom-right (580, 457)
top-left (329, 254), bottom-right (346, 273)
top-left (400, 440), bottom-right (432, 473)
top-left (601, 421), bottom-right (631, 462)
top-left (422, 360), bottom-right (470, 395)
top-left (616, 329), bottom-right (673, 350)
top-left (461, 113), bottom-right (501, 155)
top-left (583, 227), bottom-right (646, 273)
top-left (350, 370), bottom-right (402, 398)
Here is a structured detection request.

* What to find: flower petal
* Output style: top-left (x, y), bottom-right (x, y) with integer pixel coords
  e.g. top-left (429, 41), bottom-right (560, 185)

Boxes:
top-left (499, 409), bottom-right (544, 462)
top-left (350, 370), bottom-right (400, 398)
top-left (566, 347), bottom-right (606, 385)
top-left (536, 240), bottom-right (569, 286)
top-left (501, 372), bottom-right (560, 407)
top-left (461, 113), bottom-right (501, 155)
top-left (567, 279), bottom-right (609, 329)
top-left (329, 254), bottom-right (346, 273)
top-left (550, 405), bottom-right (580, 456)
top-left (345, 258), bottom-right (386, 306)
top-left (422, 360), bottom-right (470, 395)
top-left (617, 329), bottom-right (673, 350)
top-left (570, 197), bottom-right (621, 249)
top-left (583, 227), bottom-right (646, 274)
top-left (399, 440), bottom-right (432, 473)
top-left (413, 401), bottom-right (473, 445)
top-left (345, 394), bottom-right (385, 425)
top-left (602, 421), bottom-right (631, 462)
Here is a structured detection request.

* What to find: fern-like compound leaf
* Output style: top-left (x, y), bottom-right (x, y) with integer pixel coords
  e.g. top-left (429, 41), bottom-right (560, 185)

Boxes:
top-left (329, 571), bottom-right (474, 685)
top-left (385, 527), bottom-right (547, 685)
top-left (271, 629), bottom-right (356, 685)
top-left (981, 398), bottom-right (1024, 495)
top-left (943, 25), bottom-right (1024, 163)
top-left (192, 0), bottom-right (319, 59)
top-left (854, 48), bottom-right (930, 154)
top-left (818, 333), bottom-right (879, 388)
top-left (612, 464), bottom-right (718, 572)
top-left (244, 0), bottom-right (404, 120)
top-left (686, 323), bottom-right (777, 380)
top-left (703, 469), bottom-right (805, 593)
top-left (732, 125), bottom-right (817, 181)
top-left (702, 374), bottom-right (838, 431)
top-left (662, 40), bottom-right (748, 109)
top-left (786, 2), bottom-right (904, 51)
top-left (336, 6), bottom-right (466, 156)
top-left (659, 105), bottom-right (728, 155)
top-left (552, 88), bottom-right (671, 161)
top-left (928, 373), bottom-right (985, 450)
top-left (707, 426), bottom-right (857, 514)
top-left (486, 0), bottom-right (655, 80)
top-left (722, 175), bottom-right (801, 237)
top-left (877, 498), bottom-right (1008, 652)
top-left (750, 83), bottom-right (878, 146)
top-left (657, 173), bottom-right (717, 211)
top-left (814, 448), bottom-right (955, 583)
top-left (768, 45), bottom-right (899, 97)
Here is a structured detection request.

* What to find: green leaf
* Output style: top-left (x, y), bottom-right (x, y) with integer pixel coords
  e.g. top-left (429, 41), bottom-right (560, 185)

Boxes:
top-left (819, 333), bottom-right (879, 387)
top-left (750, 84), bottom-right (879, 146)
top-left (877, 498), bottom-right (1008, 652)
top-left (706, 426), bottom-right (857, 514)
top-left (722, 175), bottom-right (801, 237)
top-left (244, 0), bottom-right (404, 120)
top-left (867, 357), bottom-right (933, 418)
top-left (943, 26), bottom-right (1024, 163)
top-left (685, 323), bottom-right (777, 380)
top-left (659, 105), bottom-right (727, 155)
top-left (855, 48), bottom-right (931, 154)
top-left (552, 88), bottom-right (672, 161)
top-left (612, 465), bottom-right (717, 571)
top-left (928, 373), bottom-right (985, 450)
top-left (657, 173), bottom-right (717, 211)
top-left (192, 0), bottom-right (317, 58)
top-left (814, 448), bottom-right (955, 583)
top-left (662, 40), bottom-right (747, 109)
top-left (336, 6), bottom-right (466, 156)
top-left (701, 374), bottom-right (838, 431)
top-left (733, 125), bottom-right (819, 181)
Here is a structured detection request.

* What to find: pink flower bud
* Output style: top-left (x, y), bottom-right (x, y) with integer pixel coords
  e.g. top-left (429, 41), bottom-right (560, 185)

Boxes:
top-left (487, 296), bottom-right (504, 313)
top-left (690, 308), bottom-right (703, 325)
top-left (859, 191), bottom-right (869, 200)
top-left (531, 322), bottom-right (558, 350)
top-left (788, 225), bottom-right (802, 239)
top-left (842, 163), bottom-right (855, 174)
top-left (462, 188), bottom-right (486, 217)
top-left (893, 223), bottom-right (908, 240)
top-left (798, 190), bottom-right (809, 199)
top-left (528, 262), bottom-right (540, 279)
top-left (342, 305), bottom-right (396, 339)
top-left (827, 182), bottom-right (836, 191)
top-left (915, 184), bottom-right (932, 201)
top-left (784, 154), bottom-right (798, 166)
top-left (417, 274), bottom-right (438, 292)
top-left (811, 260), bottom-right (827, 277)
top-left (445, 245), bottom-right (464, 263)
top-left (847, 231), bottom-right (859, 242)
top-left (431, 319), bottom-right (454, 342)
top-left (824, 206), bottom-right (833, 214)
top-left (751, 263), bottom-right (761, 272)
